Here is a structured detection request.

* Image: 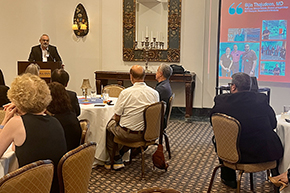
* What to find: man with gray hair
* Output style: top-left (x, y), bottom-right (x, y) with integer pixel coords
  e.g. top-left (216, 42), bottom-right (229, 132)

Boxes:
top-left (210, 72), bottom-right (283, 189)
top-left (155, 63), bottom-right (173, 128)
top-left (155, 63), bottom-right (173, 106)
top-left (28, 34), bottom-right (62, 64)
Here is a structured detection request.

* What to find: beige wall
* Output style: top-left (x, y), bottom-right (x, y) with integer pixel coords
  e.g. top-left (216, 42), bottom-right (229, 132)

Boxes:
top-left (0, 0), bottom-right (287, 114)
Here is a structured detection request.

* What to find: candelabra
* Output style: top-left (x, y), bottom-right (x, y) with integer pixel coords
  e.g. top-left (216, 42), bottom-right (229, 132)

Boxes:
top-left (135, 37), bottom-right (165, 72)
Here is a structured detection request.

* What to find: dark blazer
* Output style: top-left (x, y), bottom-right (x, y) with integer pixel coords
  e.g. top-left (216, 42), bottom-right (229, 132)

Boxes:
top-left (0, 85), bottom-right (10, 107)
top-left (210, 91), bottom-right (283, 163)
top-left (67, 90), bottom-right (80, 116)
top-left (28, 45), bottom-right (62, 63)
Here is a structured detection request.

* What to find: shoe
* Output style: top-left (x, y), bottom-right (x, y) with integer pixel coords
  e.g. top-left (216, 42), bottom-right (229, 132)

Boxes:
top-left (104, 158), bottom-right (125, 170)
top-left (269, 176), bottom-right (288, 191)
top-left (221, 179), bottom-right (237, 189)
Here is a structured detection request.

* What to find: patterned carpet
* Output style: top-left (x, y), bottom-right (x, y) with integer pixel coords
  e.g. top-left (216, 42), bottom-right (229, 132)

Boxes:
top-left (87, 121), bottom-right (275, 193)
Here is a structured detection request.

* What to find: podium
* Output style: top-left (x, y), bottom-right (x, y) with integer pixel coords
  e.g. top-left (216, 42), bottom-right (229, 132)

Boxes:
top-left (18, 61), bottom-right (61, 83)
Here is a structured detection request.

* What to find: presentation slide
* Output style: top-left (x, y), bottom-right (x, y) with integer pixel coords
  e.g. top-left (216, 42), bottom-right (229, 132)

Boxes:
top-left (218, 0), bottom-right (289, 83)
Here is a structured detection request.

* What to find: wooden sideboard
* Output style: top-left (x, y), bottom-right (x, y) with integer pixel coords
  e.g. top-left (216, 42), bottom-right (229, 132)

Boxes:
top-left (94, 71), bottom-right (196, 118)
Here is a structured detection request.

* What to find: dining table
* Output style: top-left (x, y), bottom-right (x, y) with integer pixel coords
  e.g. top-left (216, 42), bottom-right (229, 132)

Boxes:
top-left (77, 96), bottom-right (129, 165)
top-left (275, 114), bottom-right (290, 193)
top-left (0, 144), bottom-right (19, 179)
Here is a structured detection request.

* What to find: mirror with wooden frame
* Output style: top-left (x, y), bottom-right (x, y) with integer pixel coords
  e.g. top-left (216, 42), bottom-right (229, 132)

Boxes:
top-left (123, 0), bottom-right (181, 62)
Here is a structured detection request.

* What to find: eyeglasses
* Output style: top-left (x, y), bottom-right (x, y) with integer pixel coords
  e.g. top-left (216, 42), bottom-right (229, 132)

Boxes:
top-left (228, 83), bottom-right (233, 87)
top-left (42, 39), bottom-right (49, 42)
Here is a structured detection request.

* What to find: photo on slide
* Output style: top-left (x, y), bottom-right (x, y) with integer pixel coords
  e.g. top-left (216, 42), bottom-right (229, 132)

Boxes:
top-left (262, 20), bottom-right (287, 40)
top-left (260, 61), bottom-right (285, 76)
top-left (228, 28), bottom-right (260, 42)
top-left (261, 41), bottom-right (286, 60)
top-left (219, 42), bottom-right (260, 78)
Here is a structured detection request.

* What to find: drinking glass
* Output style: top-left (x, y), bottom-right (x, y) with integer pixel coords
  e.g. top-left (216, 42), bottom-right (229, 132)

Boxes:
top-left (90, 90), bottom-right (97, 102)
top-left (102, 90), bottom-right (110, 103)
top-left (281, 105), bottom-right (290, 119)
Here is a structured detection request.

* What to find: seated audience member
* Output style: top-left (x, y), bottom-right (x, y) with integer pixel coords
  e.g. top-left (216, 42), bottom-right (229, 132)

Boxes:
top-left (269, 169), bottom-right (290, 191)
top-left (24, 63), bottom-right (40, 76)
top-left (155, 63), bottom-right (173, 128)
top-left (51, 69), bottom-right (80, 116)
top-left (105, 65), bottom-right (159, 169)
top-left (210, 72), bottom-right (283, 189)
top-left (0, 73), bottom-right (67, 193)
top-left (0, 69), bottom-right (10, 107)
top-left (47, 82), bottom-right (82, 151)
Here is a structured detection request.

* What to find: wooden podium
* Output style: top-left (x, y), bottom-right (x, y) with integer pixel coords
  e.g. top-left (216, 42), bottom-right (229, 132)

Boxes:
top-left (17, 61), bottom-right (61, 83)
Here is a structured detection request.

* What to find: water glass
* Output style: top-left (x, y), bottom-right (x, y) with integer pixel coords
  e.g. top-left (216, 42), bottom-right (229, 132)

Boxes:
top-left (102, 90), bottom-right (110, 103)
top-left (281, 105), bottom-right (290, 119)
top-left (90, 90), bottom-right (97, 102)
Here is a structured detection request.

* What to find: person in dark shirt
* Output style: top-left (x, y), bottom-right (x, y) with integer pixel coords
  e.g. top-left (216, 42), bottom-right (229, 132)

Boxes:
top-left (273, 64), bottom-right (281, 75)
top-left (210, 72), bottom-right (283, 189)
top-left (51, 69), bottom-right (80, 116)
top-left (263, 27), bottom-right (270, 40)
top-left (155, 63), bottom-right (173, 128)
top-left (28, 34), bottom-right (62, 64)
top-left (0, 69), bottom-right (10, 107)
top-left (47, 82), bottom-right (82, 151)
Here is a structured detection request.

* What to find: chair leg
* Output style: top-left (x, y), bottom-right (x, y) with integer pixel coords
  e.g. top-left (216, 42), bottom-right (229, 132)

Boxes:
top-left (266, 169), bottom-right (270, 181)
top-left (111, 142), bottom-right (118, 170)
top-left (250, 173), bottom-right (254, 191)
top-left (207, 164), bottom-right (222, 193)
top-left (141, 146), bottom-right (145, 178)
top-left (129, 148), bottom-right (133, 164)
top-left (237, 170), bottom-right (244, 193)
top-left (164, 133), bottom-right (171, 159)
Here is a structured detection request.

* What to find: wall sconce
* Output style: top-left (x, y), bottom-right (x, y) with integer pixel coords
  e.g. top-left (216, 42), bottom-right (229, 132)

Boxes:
top-left (73, 3), bottom-right (89, 37)
top-left (81, 79), bottom-right (92, 102)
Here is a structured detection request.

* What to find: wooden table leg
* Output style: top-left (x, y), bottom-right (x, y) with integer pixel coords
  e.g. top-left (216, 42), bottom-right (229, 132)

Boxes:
top-left (185, 82), bottom-right (194, 118)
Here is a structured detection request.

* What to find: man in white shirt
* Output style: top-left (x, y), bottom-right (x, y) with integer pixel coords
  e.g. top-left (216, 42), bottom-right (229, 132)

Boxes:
top-left (105, 65), bottom-right (159, 170)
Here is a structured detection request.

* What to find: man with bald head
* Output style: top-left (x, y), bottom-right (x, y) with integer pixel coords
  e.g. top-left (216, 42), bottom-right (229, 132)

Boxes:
top-left (105, 65), bottom-right (159, 170)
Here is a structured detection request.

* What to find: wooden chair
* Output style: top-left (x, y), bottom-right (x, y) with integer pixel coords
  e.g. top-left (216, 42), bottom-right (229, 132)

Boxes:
top-left (79, 119), bottom-right (90, 144)
top-left (58, 142), bottom-right (96, 193)
top-left (137, 187), bottom-right (181, 193)
top-left (111, 102), bottom-right (165, 177)
top-left (102, 84), bottom-right (125, 97)
top-left (0, 109), bottom-right (5, 123)
top-left (207, 113), bottom-right (276, 193)
top-left (162, 93), bottom-right (175, 159)
top-left (0, 160), bottom-right (54, 193)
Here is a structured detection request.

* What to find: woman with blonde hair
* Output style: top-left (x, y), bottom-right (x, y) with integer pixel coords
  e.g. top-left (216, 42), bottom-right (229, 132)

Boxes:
top-left (0, 73), bottom-right (67, 193)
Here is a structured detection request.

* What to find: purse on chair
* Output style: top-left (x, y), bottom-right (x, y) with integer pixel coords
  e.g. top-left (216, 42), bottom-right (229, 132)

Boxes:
top-left (152, 144), bottom-right (169, 171)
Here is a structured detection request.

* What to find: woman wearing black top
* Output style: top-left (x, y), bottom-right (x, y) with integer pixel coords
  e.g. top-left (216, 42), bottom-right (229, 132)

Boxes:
top-left (47, 82), bottom-right (82, 151)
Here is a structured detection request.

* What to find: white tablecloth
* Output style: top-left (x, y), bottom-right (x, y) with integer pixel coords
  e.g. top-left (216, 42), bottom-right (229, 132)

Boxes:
top-left (78, 97), bottom-right (116, 164)
top-left (276, 115), bottom-right (290, 192)
top-left (0, 145), bottom-right (18, 178)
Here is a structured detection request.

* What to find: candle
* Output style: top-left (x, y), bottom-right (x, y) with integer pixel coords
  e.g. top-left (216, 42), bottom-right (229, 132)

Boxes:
top-left (142, 31), bottom-right (144, 41)
top-left (146, 26), bottom-right (148, 37)
top-left (135, 29), bottom-right (138, 41)
top-left (160, 32), bottom-right (163, 41)
top-left (157, 31), bottom-right (159, 41)
top-left (151, 31), bottom-right (153, 41)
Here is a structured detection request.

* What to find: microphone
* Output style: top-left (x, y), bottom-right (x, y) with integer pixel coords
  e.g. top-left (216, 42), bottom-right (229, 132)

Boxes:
top-left (46, 47), bottom-right (56, 62)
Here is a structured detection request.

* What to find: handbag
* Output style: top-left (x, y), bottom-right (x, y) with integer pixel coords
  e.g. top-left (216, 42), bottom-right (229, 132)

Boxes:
top-left (170, 64), bottom-right (185, 74)
top-left (152, 144), bottom-right (169, 171)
